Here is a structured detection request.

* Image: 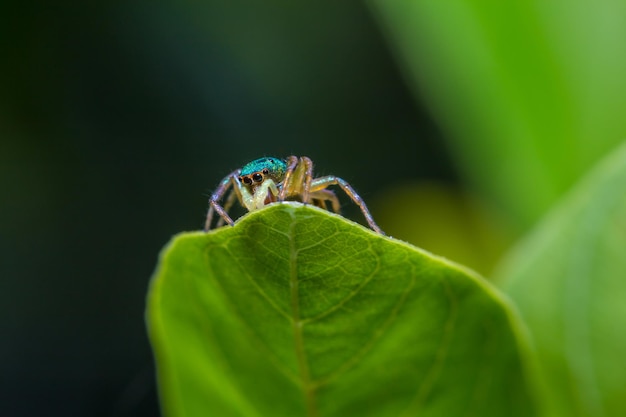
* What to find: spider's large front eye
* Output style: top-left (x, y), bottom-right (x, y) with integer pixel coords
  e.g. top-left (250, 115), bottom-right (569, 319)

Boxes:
top-left (241, 176), bottom-right (252, 185)
top-left (252, 173), bottom-right (263, 182)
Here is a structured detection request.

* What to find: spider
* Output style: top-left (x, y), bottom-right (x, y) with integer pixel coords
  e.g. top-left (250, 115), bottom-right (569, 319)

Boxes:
top-left (204, 156), bottom-right (383, 234)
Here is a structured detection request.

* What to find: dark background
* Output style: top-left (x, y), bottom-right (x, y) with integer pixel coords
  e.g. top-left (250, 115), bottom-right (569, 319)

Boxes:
top-left (1, 2), bottom-right (455, 416)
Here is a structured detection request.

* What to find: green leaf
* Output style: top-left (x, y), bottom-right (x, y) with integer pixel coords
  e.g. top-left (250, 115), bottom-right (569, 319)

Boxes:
top-left (148, 203), bottom-right (536, 417)
top-left (497, 142), bottom-right (626, 417)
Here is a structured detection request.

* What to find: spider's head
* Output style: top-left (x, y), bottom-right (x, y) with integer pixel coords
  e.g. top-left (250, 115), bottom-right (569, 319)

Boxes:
top-left (238, 157), bottom-right (287, 191)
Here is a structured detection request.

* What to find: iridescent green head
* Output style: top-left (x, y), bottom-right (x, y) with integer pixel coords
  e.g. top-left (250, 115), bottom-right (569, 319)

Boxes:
top-left (239, 157), bottom-right (287, 189)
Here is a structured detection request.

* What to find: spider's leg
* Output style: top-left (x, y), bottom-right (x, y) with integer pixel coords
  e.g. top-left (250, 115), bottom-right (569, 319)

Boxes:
top-left (310, 176), bottom-right (384, 234)
top-left (216, 185), bottom-right (238, 227)
top-left (311, 199), bottom-right (324, 209)
top-left (300, 156), bottom-right (313, 206)
top-left (309, 189), bottom-right (340, 213)
top-left (278, 155), bottom-right (298, 201)
top-left (205, 170), bottom-right (239, 231)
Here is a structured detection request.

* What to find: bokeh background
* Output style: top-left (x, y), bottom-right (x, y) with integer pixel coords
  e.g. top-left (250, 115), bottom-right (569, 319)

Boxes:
top-left (2, 1), bottom-right (626, 416)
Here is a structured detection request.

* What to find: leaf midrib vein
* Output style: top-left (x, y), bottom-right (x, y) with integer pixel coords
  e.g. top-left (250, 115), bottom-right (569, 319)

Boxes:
top-left (288, 214), bottom-right (318, 417)
top-left (204, 245), bottom-right (300, 386)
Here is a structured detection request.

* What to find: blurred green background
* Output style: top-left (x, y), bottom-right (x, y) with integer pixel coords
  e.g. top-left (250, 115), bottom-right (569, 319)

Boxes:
top-left (2, 0), bottom-right (626, 416)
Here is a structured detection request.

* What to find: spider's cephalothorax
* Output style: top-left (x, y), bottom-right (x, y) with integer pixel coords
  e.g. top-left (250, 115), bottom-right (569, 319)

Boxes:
top-left (237, 157), bottom-right (287, 210)
top-left (204, 155), bottom-right (383, 234)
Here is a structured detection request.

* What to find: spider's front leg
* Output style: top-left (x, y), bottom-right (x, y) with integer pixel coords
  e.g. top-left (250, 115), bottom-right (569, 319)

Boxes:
top-left (215, 184), bottom-right (239, 228)
top-left (309, 189), bottom-right (340, 213)
top-left (278, 155), bottom-right (313, 204)
top-left (278, 155), bottom-right (298, 201)
top-left (300, 156), bottom-right (313, 205)
top-left (311, 175), bottom-right (384, 234)
top-left (204, 170), bottom-right (240, 231)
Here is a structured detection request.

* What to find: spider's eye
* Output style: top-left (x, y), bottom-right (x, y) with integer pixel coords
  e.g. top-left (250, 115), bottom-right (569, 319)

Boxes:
top-left (262, 168), bottom-right (269, 174)
top-left (242, 176), bottom-right (252, 185)
top-left (252, 173), bottom-right (263, 182)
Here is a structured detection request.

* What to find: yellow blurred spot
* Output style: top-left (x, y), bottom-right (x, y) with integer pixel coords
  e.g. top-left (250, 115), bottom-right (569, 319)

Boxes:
top-left (372, 181), bottom-right (513, 277)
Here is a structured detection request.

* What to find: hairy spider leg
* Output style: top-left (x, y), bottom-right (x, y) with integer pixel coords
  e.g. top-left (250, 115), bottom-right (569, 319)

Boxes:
top-left (300, 156), bottom-right (313, 205)
top-left (205, 170), bottom-right (240, 231)
top-left (308, 189), bottom-right (340, 213)
top-left (215, 184), bottom-right (240, 227)
top-left (278, 155), bottom-right (299, 201)
top-left (279, 156), bottom-right (313, 204)
top-left (310, 176), bottom-right (383, 234)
